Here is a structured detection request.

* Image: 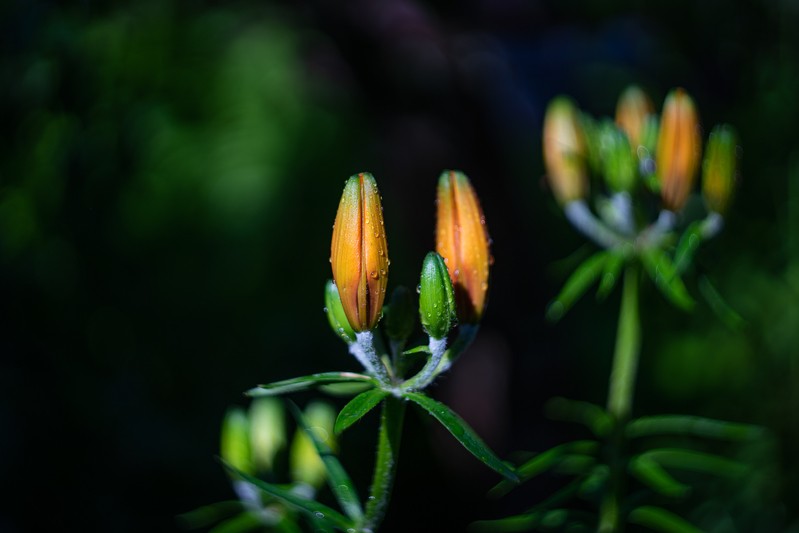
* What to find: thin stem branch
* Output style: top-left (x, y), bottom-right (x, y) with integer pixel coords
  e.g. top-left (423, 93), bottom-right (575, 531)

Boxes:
top-left (350, 331), bottom-right (390, 384)
top-left (400, 336), bottom-right (447, 391)
top-left (364, 396), bottom-right (406, 532)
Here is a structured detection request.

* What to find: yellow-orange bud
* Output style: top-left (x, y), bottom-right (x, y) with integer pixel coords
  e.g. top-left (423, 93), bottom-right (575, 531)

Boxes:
top-left (702, 125), bottom-right (737, 215)
top-left (435, 171), bottom-right (490, 324)
top-left (543, 97), bottom-right (588, 204)
top-left (330, 173), bottom-right (389, 332)
top-left (615, 85), bottom-right (654, 150)
top-left (656, 88), bottom-right (702, 211)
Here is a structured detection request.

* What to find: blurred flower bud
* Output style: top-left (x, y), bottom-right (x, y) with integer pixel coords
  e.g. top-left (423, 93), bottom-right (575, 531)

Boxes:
top-left (436, 171), bottom-right (491, 324)
top-left (290, 402), bottom-right (336, 488)
top-left (324, 280), bottom-right (356, 343)
top-left (418, 252), bottom-right (457, 339)
top-left (384, 285), bottom-right (415, 343)
top-left (248, 397), bottom-right (286, 473)
top-left (702, 125), bottom-right (738, 215)
top-left (656, 88), bottom-right (702, 211)
top-left (600, 123), bottom-right (638, 193)
top-left (615, 85), bottom-right (655, 150)
top-left (543, 97), bottom-right (588, 204)
top-left (330, 173), bottom-right (389, 332)
top-left (221, 407), bottom-right (253, 475)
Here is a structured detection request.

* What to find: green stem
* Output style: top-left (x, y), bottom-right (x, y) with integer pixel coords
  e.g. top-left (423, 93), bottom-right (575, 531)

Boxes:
top-left (599, 265), bottom-right (641, 533)
top-left (364, 396), bottom-right (406, 532)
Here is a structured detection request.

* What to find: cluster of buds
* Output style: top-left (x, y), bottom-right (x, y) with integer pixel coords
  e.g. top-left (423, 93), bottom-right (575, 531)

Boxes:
top-left (543, 86), bottom-right (738, 252)
top-left (326, 171), bottom-right (490, 391)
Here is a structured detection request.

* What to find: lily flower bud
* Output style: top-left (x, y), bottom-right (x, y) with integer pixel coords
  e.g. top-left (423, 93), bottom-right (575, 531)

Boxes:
top-left (384, 286), bottom-right (415, 343)
top-left (600, 123), bottom-right (637, 193)
top-left (330, 173), bottom-right (389, 332)
top-left (656, 88), bottom-right (702, 211)
top-left (543, 97), bottom-right (588, 204)
top-left (615, 85), bottom-right (655, 150)
top-left (419, 252), bottom-right (457, 339)
top-left (702, 125), bottom-right (738, 215)
top-left (290, 402), bottom-right (336, 489)
top-left (324, 280), bottom-right (356, 344)
top-left (436, 170), bottom-right (491, 324)
top-left (249, 397), bottom-right (286, 473)
top-left (220, 407), bottom-right (253, 475)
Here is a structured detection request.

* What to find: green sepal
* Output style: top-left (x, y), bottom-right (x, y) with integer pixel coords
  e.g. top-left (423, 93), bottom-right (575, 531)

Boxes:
top-left (490, 440), bottom-right (599, 497)
top-left (402, 345), bottom-right (431, 355)
top-left (404, 392), bottom-right (518, 482)
top-left (545, 397), bottom-right (613, 437)
top-left (246, 372), bottom-right (377, 397)
top-left (418, 251), bottom-right (457, 339)
top-left (220, 461), bottom-right (355, 531)
top-left (383, 285), bottom-right (415, 343)
top-left (286, 402), bottom-right (364, 522)
top-left (628, 455), bottom-right (691, 498)
top-left (626, 414), bottom-right (763, 441)
top-left (628, 506), bottom-right (702, 533)
top-left (547, 251), bottom-right (609, 322)
top-left (334, 389), bottom-right (389, 435)
top-left (324, 280), bottom-right (357, 344)
top-left (641, 249), bottom-right (695, 311)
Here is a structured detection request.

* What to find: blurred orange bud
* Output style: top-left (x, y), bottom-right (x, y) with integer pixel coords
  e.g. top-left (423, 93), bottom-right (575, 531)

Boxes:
top-left (543, 97), bottom-right (588, 204)
top-left (615, 85), bottom-right (655, 150)
top-left (330, 173), bottom-right (389, 332)
top-left (656, 88), bottom-right (702, 211)
top-left (702, 125), bottom-right (738, 215)
top-left (436, 171), bottom-right (490, 324)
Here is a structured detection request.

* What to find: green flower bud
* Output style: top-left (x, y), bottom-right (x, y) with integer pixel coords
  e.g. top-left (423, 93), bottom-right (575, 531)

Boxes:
top-left (384, 285), bottom-right (415, 343)
top-left (220, 407), bottom-right (253, 475)
top-left (324, 280), bottom-right (356, 343)
top-left (290, 402), bottom-right (336, 488)
top-left (418, 251), bottom-right (457, 340)
top-left (600, 122), bottom-right (638, 193)
top-left (702, 125), bottom-right (738, 215)
top-left (248, 397), bottom-right (285, 473)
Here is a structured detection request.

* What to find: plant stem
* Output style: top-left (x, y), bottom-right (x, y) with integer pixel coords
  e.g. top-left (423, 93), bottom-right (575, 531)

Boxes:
top-left (364, 396), bottom-right (406, 532)
top-left (351, 331), bottom-right (390, 384)
top-left (400, 336), bottom-right (447, 391)
top-left (599, 265), bottom-right (641, 533)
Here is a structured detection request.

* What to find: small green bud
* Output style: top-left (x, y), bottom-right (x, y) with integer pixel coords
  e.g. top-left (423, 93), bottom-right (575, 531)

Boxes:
top-left (220, 407), bottom-right (253, 475)
top-left (290, 402), bottom-right (336, 488)
top-left (248, 397), bottom-right (285, 473)
top-left (702, 125), bottom-right (738, 215)
top-left (418, 251), bottom-right (457, 339)
top-left (324, 280), bottom-right (356, 344)
top-left (600, 122), bottom-right (637, 193)
top-left (384, 285), bottom-right (415, 342)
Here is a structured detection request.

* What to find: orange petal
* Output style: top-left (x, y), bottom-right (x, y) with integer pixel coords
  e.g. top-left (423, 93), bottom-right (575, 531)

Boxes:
top-left (657, 88), bottom-right (702, 211)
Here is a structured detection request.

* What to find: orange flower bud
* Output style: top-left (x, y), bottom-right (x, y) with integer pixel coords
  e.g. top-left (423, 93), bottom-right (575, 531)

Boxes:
top-left (330, 173), bottom-right (389, 332)
top-left (702, 125), bottom-right (737, 215)
top-left (615, 85), bottom-right (654, 150)
top-left (656, 88), bottom-right (702, 211)
top-left (543, 97), bottom-right (588, 205)
top-left (435, 171), bottom-right (490, 324)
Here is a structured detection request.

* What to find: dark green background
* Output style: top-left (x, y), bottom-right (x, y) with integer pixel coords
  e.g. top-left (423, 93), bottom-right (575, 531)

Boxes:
top-left (2, 1), bottom-right (798, 531)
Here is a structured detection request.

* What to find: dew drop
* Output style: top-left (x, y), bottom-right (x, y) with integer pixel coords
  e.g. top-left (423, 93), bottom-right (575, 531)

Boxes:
top-left (314, 512), bottom-right (325, 519)
top-left (378, 249), bottom-right (384, 256)
top-left (323, 307), bottom-right (328, 313)
top-left (416, 285), bottom-right (422, 294)
top-left (328, 257), bottom-right (332, 263)
top-left (380, 269), bottom-right (386, 276)
top-left (481, 281), bottom-right (488, 290)
top-left (489, 255), bottom-right (496, 266)
top-left (370, 271), bottom-right (379, 279)
top-left (454, 269), bottom-right (460, 277)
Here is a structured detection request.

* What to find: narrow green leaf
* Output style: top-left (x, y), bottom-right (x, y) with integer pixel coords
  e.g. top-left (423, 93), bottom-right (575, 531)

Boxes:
top-left (641, 249), bottom-right (695, 311)
top-left (490, 440), bottom-right (599, 497)
top-left (628, 456), bottom-right (690, 498)
top-left (208, 512), bottom-right (263, 533)
top-left (628, 506), bottom-right (702, 533)
top-left (639, 448), bottom-right (748, 478)
top-left (698, 276), bottom-right (745, 330)
top-left (546, 251), bottom-right (610, 322)
top-left (177, 501), bottom-right (244, 529)
top-left (673, 221), bottom-right (705, 274)
top-left (221, 462), bottom-right (354, 531)
top-left (246, 372), bottom-right (377, 397)
top-left (545, 397), bottom-right (613, 437)
top-left (405, 392), bottom-right (518, 482)
top-left (335, 389), bottom-right (389, 435)
top-left (318, 382), bottom-right (374, 397)
top-left (626, 415), bottom-right (763, 441)
top-left (402, 345), bottom-right (431, 355)
top-left (597, 251), bottom-right (626, 300)
top-left (287, 402), bottom-right (364, 522)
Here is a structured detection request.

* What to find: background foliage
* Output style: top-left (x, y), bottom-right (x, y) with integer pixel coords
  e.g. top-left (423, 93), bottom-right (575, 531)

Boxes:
top-left (2, 1), bottom-right (798, 531)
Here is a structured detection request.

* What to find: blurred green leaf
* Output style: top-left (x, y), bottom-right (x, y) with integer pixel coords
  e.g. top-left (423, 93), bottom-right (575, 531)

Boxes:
top-left (287, 402), bottom-right (363, 522)
top-left (334, 389), bottom-right (388, 435)
top-left (641, 249), bottom-right (695, 311)
top-left (545, 397), bottom-right (613, 437)
top-left (698, 276), bottom-right (745, 330)
top-left (246, 372), bottom-right (377, 397)
top-left (547, 251), bottom-right (610, 322)
top-left (628, 456), bottom-right (691, 498)
top-left (317, 382), bottom-right (375, 397)
top-left (490, 441), bottom-right (599, 497)
top-left (673, 221), bottom-right (705, 274)
top-left (628, 506), bottom-right (702, 533)
top-left (177, 501), bottom-right (244, 529)
top-left (404, 392), bottom-right (518, 482)
top-left (221, 461), bottom-right (354, 531)
top-left (597, 251), bottom-right (626, 300)
top-left (638, 448), bottom-right (748, 478)
top-left (626, 415), bottom-right (763, 441)
top-left (208, 511), bottom-right (263, 533)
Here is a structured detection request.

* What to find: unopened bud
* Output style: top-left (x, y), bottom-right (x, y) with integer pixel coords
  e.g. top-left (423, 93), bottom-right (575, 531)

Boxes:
top-left (419, 252), bottom-right (457, 339)
top-left (324, 280), bottom-right (356, 344)
top-left (221, 407), bottom-right (252, 475)
top-left (290, 402), bottom-right (336, 488)
top-left (249, 397), bottom-right (285, 473)
top-left (615, 85), bottom-right (655, 150)
top-left (702, 125), bottom-right (738, 215)
top-left (543, 97), bottom-right (588, 204)
top-left (656, 88), bottom-right (702, 211)
top-left (600, 123), bottom-right (637, 193)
